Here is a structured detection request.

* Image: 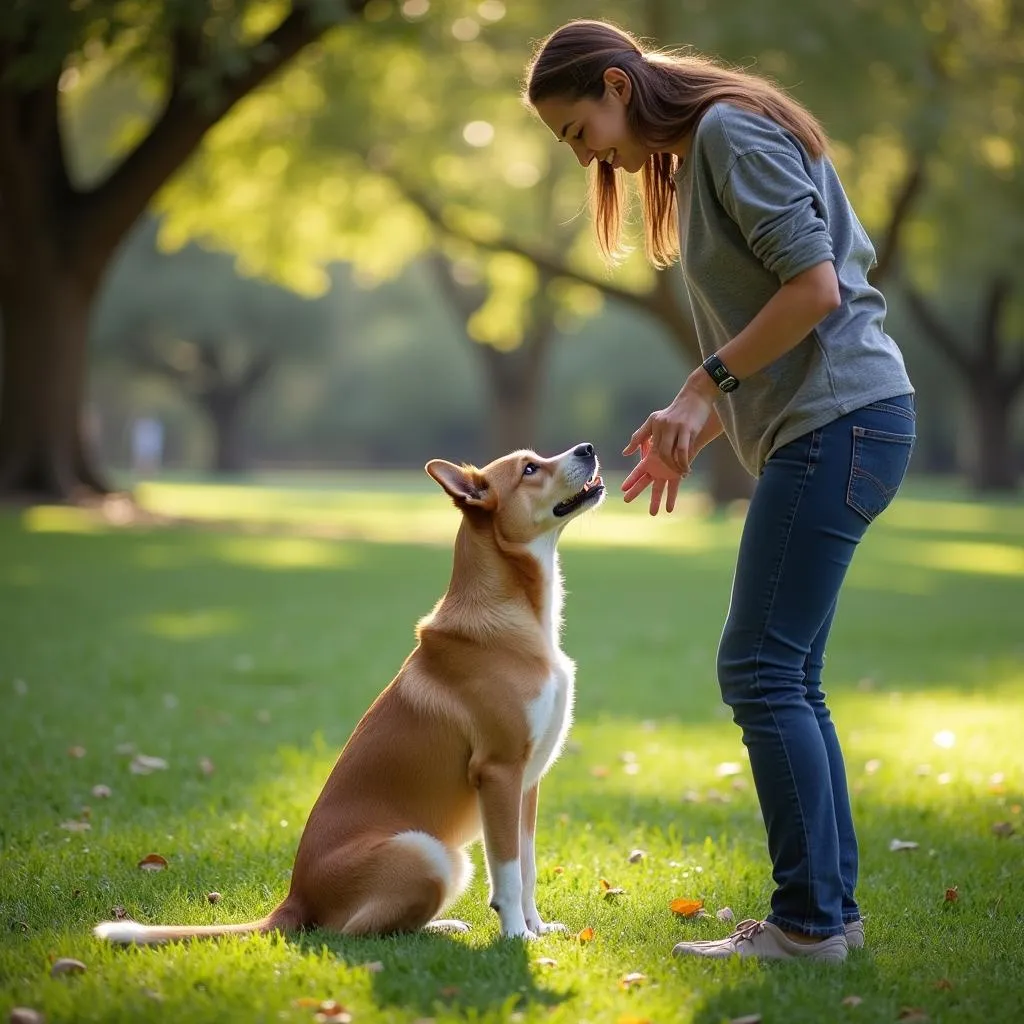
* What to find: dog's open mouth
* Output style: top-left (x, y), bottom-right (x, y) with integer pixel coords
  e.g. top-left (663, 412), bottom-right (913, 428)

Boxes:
top-left (553, 475), bottom-right (604, 517)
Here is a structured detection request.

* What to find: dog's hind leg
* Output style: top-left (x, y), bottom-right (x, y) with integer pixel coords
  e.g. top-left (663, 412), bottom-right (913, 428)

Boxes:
top-left (323, 831), bottom-right (472, 937)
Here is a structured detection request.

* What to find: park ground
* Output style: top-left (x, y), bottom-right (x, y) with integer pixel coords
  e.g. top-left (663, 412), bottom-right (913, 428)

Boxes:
top-left (1, 475), bottom-right (1022, 1023)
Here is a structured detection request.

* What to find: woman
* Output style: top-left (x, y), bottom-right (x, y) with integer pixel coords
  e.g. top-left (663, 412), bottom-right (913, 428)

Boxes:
top-left (525, 20), bottom-right (915, 962)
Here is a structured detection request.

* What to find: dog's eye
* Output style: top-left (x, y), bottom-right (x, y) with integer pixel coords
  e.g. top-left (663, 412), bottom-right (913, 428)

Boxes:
top-left (523, 463), bottom-right (539, 477)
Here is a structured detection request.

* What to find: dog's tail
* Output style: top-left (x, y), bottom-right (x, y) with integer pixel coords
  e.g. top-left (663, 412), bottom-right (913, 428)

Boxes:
top-left (94, 903), bottom-right (301, 946)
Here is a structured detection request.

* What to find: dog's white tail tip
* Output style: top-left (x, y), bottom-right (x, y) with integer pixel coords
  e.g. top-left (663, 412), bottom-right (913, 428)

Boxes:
top-left (94, 920), bottom-right (150, 944)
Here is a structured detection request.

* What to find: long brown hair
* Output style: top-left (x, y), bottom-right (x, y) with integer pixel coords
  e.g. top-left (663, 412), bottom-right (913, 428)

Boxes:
top-left (524, 20), bottom-right (829, 268)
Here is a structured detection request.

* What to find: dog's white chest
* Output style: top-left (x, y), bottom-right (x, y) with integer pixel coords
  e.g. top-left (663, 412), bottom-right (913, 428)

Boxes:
top-left (523, 652), bottom-right (575, 790)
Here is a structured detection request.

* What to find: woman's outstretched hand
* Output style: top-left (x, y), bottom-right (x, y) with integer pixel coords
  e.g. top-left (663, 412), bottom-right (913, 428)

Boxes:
top-left (624, 381), bottom-right (715, 477)
top-left (621, 439), bottom-right (683, 516)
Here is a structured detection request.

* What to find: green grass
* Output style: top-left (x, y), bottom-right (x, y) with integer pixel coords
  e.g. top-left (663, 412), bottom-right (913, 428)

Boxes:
top-left (1, 477), bottom-right (1022, 1024)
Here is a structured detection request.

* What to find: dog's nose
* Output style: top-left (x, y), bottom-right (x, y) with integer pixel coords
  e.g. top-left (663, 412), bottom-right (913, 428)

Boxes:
top-left (573, 443), bottom-right (595, 459)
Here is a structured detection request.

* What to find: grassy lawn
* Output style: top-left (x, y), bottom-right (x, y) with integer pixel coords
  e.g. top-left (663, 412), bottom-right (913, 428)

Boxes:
top-left (1, 475), bottom-right (1022, 1023)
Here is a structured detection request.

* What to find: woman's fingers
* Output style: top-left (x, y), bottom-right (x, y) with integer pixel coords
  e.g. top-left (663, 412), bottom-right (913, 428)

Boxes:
top-left (622, 472), bottom-right (654, 504)
top-left (623, 415), bottom-right (655, 457)
top-left (649, 478), bottom-right (665, 516)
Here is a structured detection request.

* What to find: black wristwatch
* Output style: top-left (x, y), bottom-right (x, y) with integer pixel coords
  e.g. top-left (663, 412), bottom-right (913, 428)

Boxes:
top-left (702, 354), bottom-right (740, 394)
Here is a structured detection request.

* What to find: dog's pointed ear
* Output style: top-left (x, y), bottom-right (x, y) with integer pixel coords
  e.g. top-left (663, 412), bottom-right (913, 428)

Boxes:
top-left (426, 460), bottom-right (492, 508)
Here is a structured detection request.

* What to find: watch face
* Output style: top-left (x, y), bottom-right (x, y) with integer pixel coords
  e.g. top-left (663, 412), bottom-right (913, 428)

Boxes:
top-left (720, 376), bottom-right (739, 393)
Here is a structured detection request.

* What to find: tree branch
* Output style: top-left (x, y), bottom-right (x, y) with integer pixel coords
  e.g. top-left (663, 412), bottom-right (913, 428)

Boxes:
top-left (869, 153), bottom-right (926, 287)
top-left (978, 275), bottom-right (1011, 364)
top-left (900, 279), bottom-right (971, 373)
top-left (77, 2), bottom-right (366, 278)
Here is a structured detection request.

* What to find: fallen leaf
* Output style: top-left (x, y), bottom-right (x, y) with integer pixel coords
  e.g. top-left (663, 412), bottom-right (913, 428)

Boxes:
top-left (438, 986), bottom-right (460, 999)
top-left (619, 972), bottom-right (647, 990)
top-left (361, 961), bottom-right (384, 973)
top-left (112, 906), bottom-right (127, 919)
top-left (628, 849), bottom-right (646, 864)
top-left (129, 754), bottom-right (168, 775)
top-left (552, 866), bottom-right (564, 875)
top-left (207, 892), bottom-right (222, 904)
top-left (842, 995), bottom-right (863, 1007)
top-left (59, 820), bottom-right (91, 832)
top-left (198, 757), bottom-right (215, 777)
top-left (91, 784), bottom-right (112, 799)
top-left (617, 1017), bottom-right (652, 1024)
top-left (138, 853), bottom-right (168, 871)
top-left (864, 758), bottom-right (882, 774)
top-left (50, 958), bottom-right (86, 978)
top-left (576, 926), bottom-right (595, 943)
top-left (935, 979), bottom-right (954, 991)
top-left (9, 1009), bottom-right (46, 1024)
top-left (313, 1001), bottom-right (353, 1023)
top-left (68, 746), bottom-right (86, 759)
top-left (889, 839), bottom-right (919, 852)
top-left (715, 761), bottom-right (742, 777)
top-left (897, 1009), bottom-right (929, 1022)
top-left (590, 765), bottom-right (609, 778)
top-left (292, 998), bottom-right (323, 1009)
top-left (944, 886), bottom-right (959, 903)
top-left (991, 821), bottom-right (1015, 838)
top-left (600, 879), bottom-right (626, 898)
top-left (669, 897), bottom-right (704, 917)
top-left (716, 907), bottom-right (735, 922)
top-left (535, 957), bottom-right (558, 967)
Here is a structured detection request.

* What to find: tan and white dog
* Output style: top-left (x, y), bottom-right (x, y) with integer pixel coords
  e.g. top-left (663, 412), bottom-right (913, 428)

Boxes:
top-left (94, 443), bottom-right (604, 943)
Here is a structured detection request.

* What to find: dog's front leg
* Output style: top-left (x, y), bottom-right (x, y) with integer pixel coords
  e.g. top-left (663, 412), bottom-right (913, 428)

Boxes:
top-left (476, 761), bottom-right (533, 938)
top-left (520, 783), bottom-right (567, 935)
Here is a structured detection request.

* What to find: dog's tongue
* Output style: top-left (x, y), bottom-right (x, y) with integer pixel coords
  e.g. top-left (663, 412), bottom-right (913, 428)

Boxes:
top-left (583, 476), bottom-right (603, 491)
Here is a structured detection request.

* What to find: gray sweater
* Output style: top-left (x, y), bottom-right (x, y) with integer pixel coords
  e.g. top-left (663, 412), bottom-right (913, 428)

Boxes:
top-left (675, 102), bottom-right (913, 476)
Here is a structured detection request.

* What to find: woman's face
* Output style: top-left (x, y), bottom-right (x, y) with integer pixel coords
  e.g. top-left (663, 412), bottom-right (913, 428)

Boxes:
top-left (533, 68), bottom-right (649, 173)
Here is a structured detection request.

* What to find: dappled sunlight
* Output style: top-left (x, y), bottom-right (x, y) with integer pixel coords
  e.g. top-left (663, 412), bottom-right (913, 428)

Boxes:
top-left (872, 536), bottom-right (1024, 578)
top-left (884, 498), bottom-right (1024, 538)
top-left (141, 607), bottom-right (243, 640)
top-left (22, 504), bottom-right (109, 534)
top-left (211, 535), bottom-right (360, 570)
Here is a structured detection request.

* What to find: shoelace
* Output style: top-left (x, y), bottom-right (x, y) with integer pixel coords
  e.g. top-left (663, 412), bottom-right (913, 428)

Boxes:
top-left (731, 919), bottom-right (767, 944)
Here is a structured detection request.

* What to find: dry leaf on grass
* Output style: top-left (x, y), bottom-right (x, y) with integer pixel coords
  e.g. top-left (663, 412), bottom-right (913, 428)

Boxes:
top-left (842, 995), bottom-right (863, 1007)
top-left (552, 866), bottom-right (565, 875)
top-left (438, 986), bottom-right (460, 999)
top-left (617, 1017), bottom-right (653, 1024)
top-left (619, 972), bottom-right (647, 990)
top-left (590, 766), bottom-right (610, 779)
top-left (91, 784), bottom-right (112, 799)
top-left (715, 761), bottom-right (742, 777)
top-left (991, 821), bottom-right (1015, 838)
top-left (535, 957), bottom-right (558, 967)
top-left (9, 1009), bottom-right (46, 1024)
top-left (198, 757), bottom-right (215, 777)
top-left (628, 849), bottom-right (646, 864)
top-left (897, 1009), bottom-right (929, 1022)
top-left (313, 1001), bottom-right (352, 1023)
top-left (68, 746), bottom-right (86, 759)
top-left (944, 886), bottom-right (959, 903)
top-left (935, 979), bottom-right (954, 991)
top-left (889, 839), bottom-right (919, 852)
top-left (129, 754), bottom-right (168, 775)
top-left (361, 961), bottom-right (384, 973)
top-left (138, 853), bottom-right (168, 871)
top-left (669, 897), bottom-right (704, 917)
top-left (600, 878), bottom-right (626, 898)
top-left (576, 926), bottom-right (595, 943)
top-left (59, 820), bottom-right (90, 833)
top-left (111, 906), bottom-right (127, 920)
top-left (716, 907), bottom-right (735, 922)
top-left (49, 958), bottom-right (86, 978)
top-left (206, 892), bottom-right (221, 904)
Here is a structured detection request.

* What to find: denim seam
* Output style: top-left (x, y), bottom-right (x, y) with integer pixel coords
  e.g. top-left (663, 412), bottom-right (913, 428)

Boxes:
top-left (862, 400), bottom-right (916, 422)
top-left (846, 428), bottom-right (916, 522)
top-left (751, 429), bottom-right (819, 932)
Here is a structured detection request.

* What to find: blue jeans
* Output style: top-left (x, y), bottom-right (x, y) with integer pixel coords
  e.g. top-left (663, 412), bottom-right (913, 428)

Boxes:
top-left (718, 395), bottom-right (916, 937)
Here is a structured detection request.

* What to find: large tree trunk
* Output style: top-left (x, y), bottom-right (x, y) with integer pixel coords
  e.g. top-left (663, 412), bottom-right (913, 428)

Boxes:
top-left (205, 392), bottom-right (247, 474)
top-left (966, 378), bottom-right (1018, 492)
top-left (0, 260), bottom-right (111, 501)
top-left (476, 341), bottom-right (547, 454)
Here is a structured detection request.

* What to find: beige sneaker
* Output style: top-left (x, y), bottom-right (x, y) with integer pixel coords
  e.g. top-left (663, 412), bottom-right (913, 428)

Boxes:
top-left (845, 919), bottom-right (864, 949)
top-left (672, 919), bottom-right (848, 962)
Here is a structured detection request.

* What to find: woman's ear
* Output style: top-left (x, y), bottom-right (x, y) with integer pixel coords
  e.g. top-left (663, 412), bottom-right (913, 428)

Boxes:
top-left (603, 67), bottom-right (632, 105)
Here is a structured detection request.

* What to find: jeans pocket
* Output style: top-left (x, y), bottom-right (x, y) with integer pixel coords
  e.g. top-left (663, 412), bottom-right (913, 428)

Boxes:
top-left (846, 426), bottom-right (915, 523)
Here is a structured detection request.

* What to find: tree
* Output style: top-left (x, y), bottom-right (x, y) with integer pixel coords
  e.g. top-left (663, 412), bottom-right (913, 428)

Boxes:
top-left (92, 218), bottom-right (338, 472)
top-left (0, 0), bottom-right (368, 502)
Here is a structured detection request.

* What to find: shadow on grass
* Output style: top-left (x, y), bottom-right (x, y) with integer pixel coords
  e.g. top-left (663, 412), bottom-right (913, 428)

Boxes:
top-left (293, 927), bottom-right (569, 1017)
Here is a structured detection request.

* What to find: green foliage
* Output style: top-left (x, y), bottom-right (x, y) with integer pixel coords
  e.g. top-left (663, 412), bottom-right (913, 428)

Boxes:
top-left (1, 483), bottom-right (1023, 1021)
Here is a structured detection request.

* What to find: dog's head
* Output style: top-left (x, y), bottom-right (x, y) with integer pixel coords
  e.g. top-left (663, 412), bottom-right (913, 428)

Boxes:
top-left (426, 443), bottom-right (604, 543)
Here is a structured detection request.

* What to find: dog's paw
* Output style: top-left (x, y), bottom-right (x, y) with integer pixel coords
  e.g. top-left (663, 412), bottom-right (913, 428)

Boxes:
top-left (532, 921), bottom-right (568, 935)
top-left (501, 925), bottom-right (540, 941)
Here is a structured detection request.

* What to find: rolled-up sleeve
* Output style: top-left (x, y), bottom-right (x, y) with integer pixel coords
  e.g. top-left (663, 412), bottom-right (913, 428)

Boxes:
top-left (719, 149), bottom-right (834, 283)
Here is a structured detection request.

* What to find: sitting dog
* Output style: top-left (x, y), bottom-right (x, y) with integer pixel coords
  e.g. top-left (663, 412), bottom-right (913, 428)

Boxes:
top-left (95, 444), bottom-right (604, 942)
